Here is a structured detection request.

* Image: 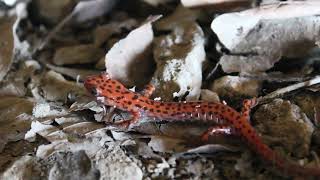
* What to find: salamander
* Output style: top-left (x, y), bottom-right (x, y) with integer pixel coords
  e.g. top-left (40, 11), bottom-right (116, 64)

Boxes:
top-left (84, 73), bottom-right (320, 177)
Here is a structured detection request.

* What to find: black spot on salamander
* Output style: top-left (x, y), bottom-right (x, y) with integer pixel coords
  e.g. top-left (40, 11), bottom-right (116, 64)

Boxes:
top-left (156, 110), bottom-right (161, 113)
top-left (156, 105), bottom-right (160, 108)
top-left (115, 90), bottom-right (120, 93)
top-left (132, 95), bottom-right (139, 100)
top-left (160, 103), bottom-right (164, 106)
top-left (165, 107), bottom-right (170, 110)
top-left (116, 85), bottom-right (121, 89)
top-left (128, 101), bottom-right (132, 105)
top-left (143, 107), bottom-right (148, 111)
top-left (150, 109), bottom-right (154, 112)
top-left (135, 104), bottom-right (142, 108)
top-left (107, 89), bottom-right (112, 93)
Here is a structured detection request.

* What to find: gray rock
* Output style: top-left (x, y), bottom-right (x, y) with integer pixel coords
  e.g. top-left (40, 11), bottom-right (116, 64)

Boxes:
top-left (48, 151), bottom-right (100, 180)
top-left (1, 155), bottom-right (44, 180)
top-left (211, 2), bottom-right (320, 73)
top-left (210, 75), bottom-right (261, 98)
top-left (253, 99), bottom-right (314, 157)
top-left (95, 145), bottom-right (143, 180)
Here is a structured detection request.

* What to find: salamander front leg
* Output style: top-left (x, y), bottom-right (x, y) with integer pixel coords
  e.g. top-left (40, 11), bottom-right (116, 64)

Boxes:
top-left (201, 125), bottom-right (239, 142)
top-left (111, 111), bottom-right (141, 129)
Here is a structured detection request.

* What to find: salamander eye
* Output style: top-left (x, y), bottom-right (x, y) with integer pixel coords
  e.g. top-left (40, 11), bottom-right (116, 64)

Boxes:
top-left (89, 87), bottom-right (98, 96)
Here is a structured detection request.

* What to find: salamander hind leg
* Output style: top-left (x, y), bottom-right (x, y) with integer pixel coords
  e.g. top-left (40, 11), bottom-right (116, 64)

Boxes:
top-left (241, 98), bottom-right (257, 123)
top-left (201, 125), bottom-right (239, 142)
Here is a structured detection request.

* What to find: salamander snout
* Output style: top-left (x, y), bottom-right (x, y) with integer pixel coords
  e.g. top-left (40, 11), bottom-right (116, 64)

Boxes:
top-left (84, 77), bottom-right (99, 96)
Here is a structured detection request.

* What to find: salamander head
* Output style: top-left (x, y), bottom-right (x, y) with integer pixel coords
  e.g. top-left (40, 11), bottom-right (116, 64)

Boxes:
top-left (84, 73), bottom-right (126, 98)
top-left (84, 73), bottom-right (110, 96)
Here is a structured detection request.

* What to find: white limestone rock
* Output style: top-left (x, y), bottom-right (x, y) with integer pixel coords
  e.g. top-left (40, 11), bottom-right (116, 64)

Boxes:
top-left (211, 1), bottom-right (320, 73)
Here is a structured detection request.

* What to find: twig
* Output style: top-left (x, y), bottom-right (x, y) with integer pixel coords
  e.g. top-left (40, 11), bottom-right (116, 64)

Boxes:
top-left (258, 76), bottom-right (320, 104)
top-left (205, 61), bottom-right (220, 81)
top-left (242, 73), bottom-right (308, 83)
top-left (36, 13), bottom-right (74, 51)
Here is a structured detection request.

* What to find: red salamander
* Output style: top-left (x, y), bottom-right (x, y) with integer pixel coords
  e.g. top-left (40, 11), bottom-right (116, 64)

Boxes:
top-left (84, 73), bottom-right (320, 177)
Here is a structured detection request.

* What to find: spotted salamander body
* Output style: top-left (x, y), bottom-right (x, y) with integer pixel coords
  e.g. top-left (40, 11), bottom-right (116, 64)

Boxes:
top-left (84, 73), bottom-right (320, 177)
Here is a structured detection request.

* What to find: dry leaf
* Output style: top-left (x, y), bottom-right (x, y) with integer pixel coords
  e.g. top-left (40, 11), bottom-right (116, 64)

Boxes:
top-left (0, 97), bottom-right (34, 152)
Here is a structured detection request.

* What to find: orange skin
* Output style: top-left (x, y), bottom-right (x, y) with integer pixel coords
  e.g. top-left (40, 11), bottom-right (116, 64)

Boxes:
top-left (84, 73), bottom-right (320, 177)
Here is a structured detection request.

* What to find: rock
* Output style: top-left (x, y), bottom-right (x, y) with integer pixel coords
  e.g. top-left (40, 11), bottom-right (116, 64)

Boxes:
top-left (313, 129), bottom-right (320, 146)
top-left (200, 89), bottom-right (220, 103)
top-left (210, 76), bottom-right (261, 98)
top-left (94, 18), bottom-right (138, 47)
top-left (181, 0), bottom-right (252, 11)
top-left (36, 138), bottom-right (103, 158)
top-left (95, 145), bottom-right (143, 180)
top-left (105, 16), bottom-right (160, 87)
top-left (292, 92), bottom-right (320, 123)
top-left (95, 56), bottom-right (105, 69)
top-left (155, 5), bottom-right (202, 31)
top-left (253, 99), bottom-right (314, 157)
top-left (13, 3), bottom-right (33, 60)
top-left (70, 0), bottom-right (118, 24)
top-left (48, 151), bottom-right (100, 180)
top-left (31, 0), bottom-right (77, 26)
top-left (211, 1), bottom-right (320, 73)
top-left (53, 44), bottom-right (104, 65)
top-left (1, 155), bottom-right (43, 180)
top-left (152, 22), bottom-right (206, 101)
